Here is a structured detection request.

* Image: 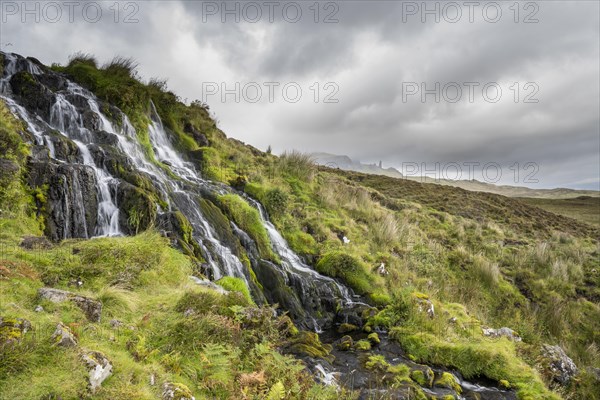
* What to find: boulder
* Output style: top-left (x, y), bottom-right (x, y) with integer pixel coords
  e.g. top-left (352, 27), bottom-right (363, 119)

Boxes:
top-left (81, 350), bottom-right (113, 393)
top-left (51, 322), bottom-right (77, 347)
top-left (541, 344), bottom-right (578, 385)
top-left (38, 288), bottom-right (102, 322)
top-left (20, 235), bottom-right (53, 250)
top-left (162, 382), bottom-right (195, 400)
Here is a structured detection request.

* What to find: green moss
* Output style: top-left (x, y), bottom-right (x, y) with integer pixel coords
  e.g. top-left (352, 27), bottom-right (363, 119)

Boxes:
top-left (499, 379), bottom-right (511, 389)
top-left (217, 194), bottom-right (278, 262)
top-left (410, 368), bottom-right (434, 387)
top-left (285, 331), bottom-right (333, 361)
top-left (337, 323), bottom-right (358, 334)
top-left (354, 339), bottom-right (371, 351)
top-left (364, 354), bottom-right (389, 372)
top-left (119, 185), bottom-right (158, 234)
top-left (434, 372), bottom-right (462, 394)
top-left (393, 331), bottom-right (559, 399)
top-left (315, 251), bottom-right (374, 295)
top-left (368, 292), bottom-right (391, 307)
top-left (215, 277), bottom-right (253, 304)
top-left (367, 332), bottom-right (381, 345)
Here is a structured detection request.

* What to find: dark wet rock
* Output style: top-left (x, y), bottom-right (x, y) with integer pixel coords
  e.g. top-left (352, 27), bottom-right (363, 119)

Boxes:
top-left (81, 350), bottom-right (113, 393)
top-left (45, 130), bottom-right (82, 163)
top-left (82, 109), bottom-right (102, 131)
top-left (94, 130), bottom-right (120, 146)
top-left (541, 344), bottom-right (578, 385)
top-left (9, 71), bottom-right (54, 120)
top-left (184, 121), bottom-right (209, 147)
top-left (28, 161), bottom-right (98, 240)
top-left (20, 235), bottom-right (53, 250)
top-left (51, 322), bottom-right (77, 347)
top-left (0, 316), bottom-right (32, 345)
top-left (30, 145), bottom-right (51, 162)
top-left (38, 288), bottom-right (102, 322)
top-left (37, 72), bottom-right (67, 92)
top-left (116, 182), bottom-right (157, 235)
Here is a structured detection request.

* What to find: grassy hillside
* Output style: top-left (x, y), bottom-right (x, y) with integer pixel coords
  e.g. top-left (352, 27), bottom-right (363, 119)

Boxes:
top-left (1, 55), bottom-right (599, 399)
top-left (519, 197), bottom-right (600, 228)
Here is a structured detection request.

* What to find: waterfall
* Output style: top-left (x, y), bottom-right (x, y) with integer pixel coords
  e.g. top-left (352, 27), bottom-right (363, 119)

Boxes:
top-left (48, 90), bottom-right (122, 237)
top-left (1, 51), bottom-right (356, 327)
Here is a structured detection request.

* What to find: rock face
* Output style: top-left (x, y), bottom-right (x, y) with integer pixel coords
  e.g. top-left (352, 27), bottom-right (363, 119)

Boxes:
top-left (28, 161), bottom-right (98, 240)
top-left (482, 327), bottom-right (522, 342)
top-left (162, 382), bottom-right (195, 400)
top-left (38, 288), bottom-right (102, 322)
top-left (51, 322), bottom-right (77, 347)
top-left (81, 350), bottom-right (113, 393)
top-left (541, 344), bottom-right (578, 385)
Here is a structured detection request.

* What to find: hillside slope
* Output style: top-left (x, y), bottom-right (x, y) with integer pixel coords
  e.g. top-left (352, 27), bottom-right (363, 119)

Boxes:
top-left (0, 52), bottom-right (598, 400)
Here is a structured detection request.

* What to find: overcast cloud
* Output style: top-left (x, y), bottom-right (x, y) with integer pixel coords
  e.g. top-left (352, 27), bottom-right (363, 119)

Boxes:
top-left (1, 0), bottom-right (598, 189)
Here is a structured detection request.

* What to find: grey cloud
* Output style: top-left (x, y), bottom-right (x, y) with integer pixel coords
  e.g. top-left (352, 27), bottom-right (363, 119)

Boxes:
top-left (1, 0), bottom-right (598, 189)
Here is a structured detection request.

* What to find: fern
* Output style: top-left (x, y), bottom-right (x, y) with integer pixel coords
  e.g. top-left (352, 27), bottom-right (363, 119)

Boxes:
top-left (266, 381), bottom-right (285, 400)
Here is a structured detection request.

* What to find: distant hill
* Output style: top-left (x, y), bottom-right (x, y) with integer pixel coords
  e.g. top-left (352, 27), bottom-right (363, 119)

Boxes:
top-left (311, 153), bottom-right (599, 199)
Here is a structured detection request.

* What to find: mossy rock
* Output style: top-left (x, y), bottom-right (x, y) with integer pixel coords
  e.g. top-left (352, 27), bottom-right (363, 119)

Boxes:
top-left (410, 367), bottom-right (434, 387)
top-left (0, 317), bottom-right (31, 345)
top-left (364, 354), bottom-right (389, 372)
top-left (336, 335), bottom-right (353, 351)
top-left (434, 372), bottom-right (462, 394)
top-left (277, 315), bottom-right (299, 337)
top-left (337, 323), bottom-right (358, 334)
top-left (354, 339), bottom-right (371, 351)
top-left (316, 251), bottom-right (374, 295)
top-left (284, 331), bottom-right (333, 362)
top-left (367, 332), bottom-right (381, 345)
top-left (117, 183), bottom-right (158, 234)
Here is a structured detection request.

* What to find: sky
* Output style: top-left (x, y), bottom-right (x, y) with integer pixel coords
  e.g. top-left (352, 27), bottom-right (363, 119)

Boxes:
top-left (1, 0), bottom-right (599, 189)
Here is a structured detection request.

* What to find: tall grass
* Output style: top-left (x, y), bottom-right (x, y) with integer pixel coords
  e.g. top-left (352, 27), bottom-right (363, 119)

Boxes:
top-left (103, 56), bottom-right (139, 78)
top-left (67, 51), bottom-right (98, 68)
top-left (277, 151), bottom-right (315, 182)
top-left (371, 213), bottom-right (399, 248)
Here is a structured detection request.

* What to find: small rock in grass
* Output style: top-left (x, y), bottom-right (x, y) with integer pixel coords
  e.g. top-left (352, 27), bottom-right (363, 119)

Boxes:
top-left (81, 350), bottom-right (112, 393)
top-left (51, 322), bottom-right (77, 347)
top-left (162, 382), bottom-right (195, 400)
top-left (541, 344), bottom-right (578, 385)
